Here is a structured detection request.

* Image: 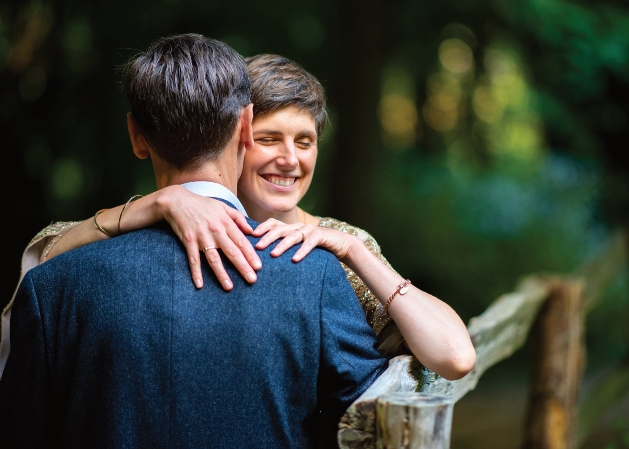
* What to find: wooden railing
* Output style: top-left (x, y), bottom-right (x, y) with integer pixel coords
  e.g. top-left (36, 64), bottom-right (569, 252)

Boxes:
top-left (338, 231), bottom-right (628, 449)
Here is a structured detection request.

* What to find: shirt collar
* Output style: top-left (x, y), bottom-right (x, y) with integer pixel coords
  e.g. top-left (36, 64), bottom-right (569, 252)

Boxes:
top-left (180, 181), bottom-right (248, 217)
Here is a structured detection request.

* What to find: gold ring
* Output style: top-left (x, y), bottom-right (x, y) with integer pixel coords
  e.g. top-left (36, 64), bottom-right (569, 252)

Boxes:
top-left (201, 246), bottom-right (217, 253)
top-left (295, 229), bottom-right (306, 242)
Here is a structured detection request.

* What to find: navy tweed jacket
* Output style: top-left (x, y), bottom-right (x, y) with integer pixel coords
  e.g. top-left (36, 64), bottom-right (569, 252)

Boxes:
top-left (0, 215), bottom-right (386, 448)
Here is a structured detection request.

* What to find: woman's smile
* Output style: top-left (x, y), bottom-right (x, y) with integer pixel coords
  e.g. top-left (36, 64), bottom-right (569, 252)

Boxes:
top-left (238, 105), bottom-right (318, 222)
top-left (262, 174), bottom-right (298, 188)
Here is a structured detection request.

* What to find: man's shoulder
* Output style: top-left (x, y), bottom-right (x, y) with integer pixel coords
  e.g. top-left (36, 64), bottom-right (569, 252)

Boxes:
top-left (30, 225), bottom-right (174, 278)
top-left (247, 232), bottom-right (339, 274)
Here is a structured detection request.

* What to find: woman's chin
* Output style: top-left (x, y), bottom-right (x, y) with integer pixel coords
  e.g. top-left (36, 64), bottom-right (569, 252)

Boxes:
top-left (261, 201), bottom-right (300, 218)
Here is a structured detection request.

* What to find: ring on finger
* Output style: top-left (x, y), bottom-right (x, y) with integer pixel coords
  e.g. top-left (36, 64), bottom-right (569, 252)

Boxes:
top-left (295, 228), bottom-right (306, 242)
top-left (201, 246), bottom-right (218, 253)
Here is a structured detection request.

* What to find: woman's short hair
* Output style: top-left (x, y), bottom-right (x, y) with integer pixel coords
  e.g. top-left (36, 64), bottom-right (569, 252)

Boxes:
top-left (122, 34), bottom-right (251, 169)
top-left (246, 54), bottom-right (327, 139)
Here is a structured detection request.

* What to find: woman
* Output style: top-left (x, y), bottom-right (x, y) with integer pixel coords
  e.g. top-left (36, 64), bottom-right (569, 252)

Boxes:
top-left (2, 55), bottom-right (475, 380)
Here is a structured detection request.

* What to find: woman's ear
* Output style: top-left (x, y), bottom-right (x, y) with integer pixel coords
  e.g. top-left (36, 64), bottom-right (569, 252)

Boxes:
top-left (240, 104), bottom-right (254, 151)
top-left (127, 113), bottom-right (150, 159)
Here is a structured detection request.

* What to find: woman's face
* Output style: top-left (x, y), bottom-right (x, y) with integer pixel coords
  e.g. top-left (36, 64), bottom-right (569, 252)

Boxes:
top-left (238, 105), bottom-right (318, 220)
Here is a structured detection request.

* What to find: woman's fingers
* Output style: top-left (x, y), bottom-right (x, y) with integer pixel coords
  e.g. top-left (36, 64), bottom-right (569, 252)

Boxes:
top-left (218, 224), bottom-right (259, 284)
top-left (169, 198), bottom-right (260, 290)
top-left (269, 228), bottom-right (308, 256)
top-left (224, 215), bottom-right (262, 271)
top-left (202, 247), bottom-right (234, 290)
top-left (196, 229), bottom-right (258, 291)
top-left (183, 241), bottom-right (206, 289)
top-left (258, 223), bottom-right (357, 263)
top-left (224, 206), bottom-right (254, 234)
top-left (294, 228), bottom-right (354, 261)
top-left (252, 218), bottom-right (284, 237)
top-left (292, 237), bottom-right (320, 262)
top-left (194, 218), bottom-right (259, 288)
top-left (256, 223), bottom-right (299, 249)
top-left (287, 226), bottom-right (320, 261)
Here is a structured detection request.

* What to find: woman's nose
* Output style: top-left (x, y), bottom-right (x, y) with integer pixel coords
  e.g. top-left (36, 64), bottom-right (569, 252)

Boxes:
top-left (276, 143), bottom-right (299, 169)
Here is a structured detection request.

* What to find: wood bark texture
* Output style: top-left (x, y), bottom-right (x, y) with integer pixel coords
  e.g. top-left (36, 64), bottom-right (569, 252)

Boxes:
top-left (376, 393), bottom-right (453, 449)
top-left (338, 355), bottom-right (419, 448)
top-left (418, 276), bottom-right (550, 401)
top-left (523, 278), bottom-right (585, 449)
top-left (338, 276), bottom-right (550, 449)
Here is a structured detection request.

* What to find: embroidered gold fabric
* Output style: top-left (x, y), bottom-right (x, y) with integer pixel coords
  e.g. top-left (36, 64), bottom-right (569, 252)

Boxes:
top-left (41, 234), bottom-right (65, 264)
top-left (317, 217), bottom-right (396, 336)
top-left (28, 221), bottom-right (81, 248)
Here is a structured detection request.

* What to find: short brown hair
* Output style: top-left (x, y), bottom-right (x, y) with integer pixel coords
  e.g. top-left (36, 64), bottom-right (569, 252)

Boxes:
top-left (246, 54), bottom-right (327, 138)
top-left (122, 34), bottom-right (251, 169)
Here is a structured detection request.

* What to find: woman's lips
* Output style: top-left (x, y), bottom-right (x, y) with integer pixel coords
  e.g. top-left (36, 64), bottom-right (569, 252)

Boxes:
top-left (262, 174), bottom-right (297, 187)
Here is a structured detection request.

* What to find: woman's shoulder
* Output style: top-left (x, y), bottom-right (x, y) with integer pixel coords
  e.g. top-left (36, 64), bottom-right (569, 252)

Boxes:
top-left (317, 216), bottom-right (381, 251)
top-left (28, 221), bottom-right (81, 247)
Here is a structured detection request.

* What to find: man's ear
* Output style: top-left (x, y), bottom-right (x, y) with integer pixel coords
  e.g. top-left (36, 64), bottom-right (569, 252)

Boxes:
top-left (127, 113), bottom-right (150, 160)
top-left (240, 104), bottom-right (254, 151)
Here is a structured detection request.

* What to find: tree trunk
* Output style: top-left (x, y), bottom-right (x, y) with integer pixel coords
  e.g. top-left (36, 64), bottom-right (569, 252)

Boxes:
top-left (522, 278), bottom-right (585, 449)
top-left (328, 0), bottom-right (391, 227)
top-left (376, 393), bottom-right (453, 449)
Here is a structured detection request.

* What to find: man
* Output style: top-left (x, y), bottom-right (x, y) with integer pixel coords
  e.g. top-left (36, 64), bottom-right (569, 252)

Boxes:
top-left (0, 34), bottom-right (387, 448)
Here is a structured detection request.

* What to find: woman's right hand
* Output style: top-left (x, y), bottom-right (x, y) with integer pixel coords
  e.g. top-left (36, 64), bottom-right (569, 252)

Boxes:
top-left (253, 218), bottom-right (360, 263)
top-left (156, 186), bottom-right (262, 290)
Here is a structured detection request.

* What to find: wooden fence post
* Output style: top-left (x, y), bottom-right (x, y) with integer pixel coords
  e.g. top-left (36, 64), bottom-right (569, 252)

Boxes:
top-left (523, 278), bottom-right (585, 449)
top-left (376, 393), bottom-right (453, 449)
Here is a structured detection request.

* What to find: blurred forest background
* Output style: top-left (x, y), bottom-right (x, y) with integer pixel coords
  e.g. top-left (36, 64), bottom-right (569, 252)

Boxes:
top-left (1, 0), bottom-right (629, 447)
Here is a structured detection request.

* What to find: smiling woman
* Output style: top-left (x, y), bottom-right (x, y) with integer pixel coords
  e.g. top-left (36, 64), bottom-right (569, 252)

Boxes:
top-left (239, 106), bottom-right (318, 220)
top-left (2, 53), bottom-right (475, 383)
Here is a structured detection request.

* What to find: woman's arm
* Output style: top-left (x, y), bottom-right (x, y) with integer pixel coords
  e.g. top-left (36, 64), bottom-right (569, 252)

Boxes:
top-left (340, 239), bottom-right (476, 380)
top-left (47, 185), bottom-right (261, 290)
top-left (254, 220), bottom-right (476, 381)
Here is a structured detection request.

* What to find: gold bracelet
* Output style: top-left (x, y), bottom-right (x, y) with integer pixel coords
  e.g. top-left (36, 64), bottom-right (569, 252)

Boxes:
top-left (94, 209), bottom-right (116, 237)
top-left (384, 279), bottom-right (412, 314)
top-left (118, 194), bottom-right (143, 235)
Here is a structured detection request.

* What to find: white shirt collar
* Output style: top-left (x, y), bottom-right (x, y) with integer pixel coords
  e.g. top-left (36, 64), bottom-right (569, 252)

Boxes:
top-left (180, 181), bottom-right (248, 217)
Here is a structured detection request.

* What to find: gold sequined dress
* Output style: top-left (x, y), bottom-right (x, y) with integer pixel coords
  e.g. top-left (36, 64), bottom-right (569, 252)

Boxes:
top-left (318, 217), bottom-right (407, 358)
top-left (0, 221), bottom-right (81, 375)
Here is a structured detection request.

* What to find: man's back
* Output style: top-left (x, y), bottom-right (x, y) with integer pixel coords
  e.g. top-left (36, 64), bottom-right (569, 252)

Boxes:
top-left (0, 222), bottom-right (386, 448)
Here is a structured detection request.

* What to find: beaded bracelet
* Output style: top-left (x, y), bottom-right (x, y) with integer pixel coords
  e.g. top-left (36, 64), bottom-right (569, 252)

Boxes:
top-left (384, 279), bottom-right (412, 314)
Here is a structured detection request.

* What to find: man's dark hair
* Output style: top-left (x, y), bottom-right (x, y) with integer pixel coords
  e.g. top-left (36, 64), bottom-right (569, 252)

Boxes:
top-left (122, 34), bottom-right (251, 169)
top-left (245, 54), bottom-right (327, 139)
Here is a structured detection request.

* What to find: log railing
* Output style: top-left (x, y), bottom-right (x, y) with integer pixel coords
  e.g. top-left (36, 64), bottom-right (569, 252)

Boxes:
top-left (338, 231), bottom-right (628, 449)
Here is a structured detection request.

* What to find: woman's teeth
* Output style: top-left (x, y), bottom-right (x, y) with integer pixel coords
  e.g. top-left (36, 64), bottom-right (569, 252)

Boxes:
top-left (263, 175), bottom-right (296, 187)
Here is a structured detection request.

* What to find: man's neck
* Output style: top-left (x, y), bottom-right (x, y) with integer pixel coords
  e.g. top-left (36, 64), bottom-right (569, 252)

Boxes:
top-left (162, 170), bottom-right (237, 195)
top-left (153, 153), bottom-right (240, 196)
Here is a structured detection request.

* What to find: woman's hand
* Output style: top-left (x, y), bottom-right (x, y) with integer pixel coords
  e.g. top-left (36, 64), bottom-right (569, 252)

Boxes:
top-left (253, 218), bottom-right (358, 262)
top-left (255, 216), bottom-right (476, 379)
top-left (156, 186), bottom-right (262, 290)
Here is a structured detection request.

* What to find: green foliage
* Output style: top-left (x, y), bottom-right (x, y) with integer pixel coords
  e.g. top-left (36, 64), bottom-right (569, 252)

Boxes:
top-left (604, 417), bottom-right (629, 449)
top-left (367, 151), bottom-right (604, 321)
top-left (1, 0), bottom-right (628, 374)
top-left (586, 272), bottom-right (629, 370)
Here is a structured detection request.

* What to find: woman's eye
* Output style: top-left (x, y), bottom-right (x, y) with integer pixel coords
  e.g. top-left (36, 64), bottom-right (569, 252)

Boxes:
top-left (296, 141), bottom-right (312, 148)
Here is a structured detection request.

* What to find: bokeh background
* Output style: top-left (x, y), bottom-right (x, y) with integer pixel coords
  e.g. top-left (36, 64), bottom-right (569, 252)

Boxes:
top-left (1, 0), bottom-right (629, 447)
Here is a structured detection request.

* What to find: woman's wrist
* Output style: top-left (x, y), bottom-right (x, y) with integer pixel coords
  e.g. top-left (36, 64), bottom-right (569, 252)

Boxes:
top-left (341, 240), bottom-right (407, 308)
top-left (153, 185), bottom-right (184, 222)
top-left (339, 234), bottom-right (371, 268)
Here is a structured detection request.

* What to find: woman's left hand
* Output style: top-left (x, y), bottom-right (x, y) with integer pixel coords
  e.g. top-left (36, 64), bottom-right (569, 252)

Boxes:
top-left (253, 219), bottom-right (358, 262)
